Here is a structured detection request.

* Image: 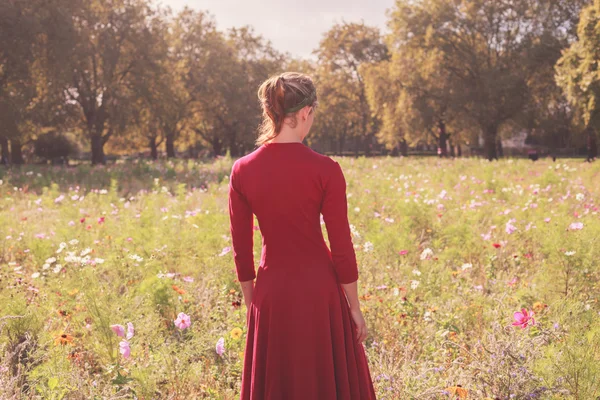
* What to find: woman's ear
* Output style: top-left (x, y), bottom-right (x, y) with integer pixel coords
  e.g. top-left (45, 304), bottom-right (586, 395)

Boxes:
top-left (301, 106), bottom-right (310, 121)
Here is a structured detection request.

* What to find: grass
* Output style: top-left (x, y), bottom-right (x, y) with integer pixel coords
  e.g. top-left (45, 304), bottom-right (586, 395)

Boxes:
top-left (1, 156), bottom-right (599, 399)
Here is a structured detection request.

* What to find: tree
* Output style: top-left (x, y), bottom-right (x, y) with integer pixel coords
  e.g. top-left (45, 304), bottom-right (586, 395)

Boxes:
top-left (313, 22), bottom-right (389, 155)
top-left (60, 0), bottom-right (154, 165)
top-left (385, 0), bottom-right (583, 160)
top-left (556, 0), bottom-right (600, 144)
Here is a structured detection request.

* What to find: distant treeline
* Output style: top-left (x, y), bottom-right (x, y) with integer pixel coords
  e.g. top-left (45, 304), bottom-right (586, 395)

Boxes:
top-left (0, 0), bottom-right (599, 165)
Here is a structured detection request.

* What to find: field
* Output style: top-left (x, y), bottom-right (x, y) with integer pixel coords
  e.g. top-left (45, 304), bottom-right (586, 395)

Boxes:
top-left (1, 156), bottom-right (599, 399)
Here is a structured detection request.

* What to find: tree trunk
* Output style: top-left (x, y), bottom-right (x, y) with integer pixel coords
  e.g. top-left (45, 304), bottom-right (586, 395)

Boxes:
top-left (0, 135), bottom-right (9, 165)
top-left (449, 138), bottom-right (455, 157)
top-left (438, 120), bottom-right (448, 157)
top-left (150, 136), bottom-right (158, 160)
top-left (457, 144), bottom-right (462, 157)
top-left (588, 129), bottom-right (598, 161)
top-left (91, 134), bottom-right (106, 165)
top-left (400, 139), bottom-right (408, 157)
top-left (10, 139), bottom-right (25, 165)
top-left (496, 138), bottom-right (504, 158)
top-left (166, 133), bottom-right (175, 158)
top-left (484, 129), bottom-right (498, 161)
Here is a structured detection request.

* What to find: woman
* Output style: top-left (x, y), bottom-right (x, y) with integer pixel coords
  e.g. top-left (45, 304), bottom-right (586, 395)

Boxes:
top-left (228, 72), bottom-right (376, 399)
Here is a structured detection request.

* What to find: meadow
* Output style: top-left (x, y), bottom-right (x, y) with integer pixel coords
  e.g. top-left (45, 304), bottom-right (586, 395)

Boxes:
top-left (0, 156), bottom-right (599, 399)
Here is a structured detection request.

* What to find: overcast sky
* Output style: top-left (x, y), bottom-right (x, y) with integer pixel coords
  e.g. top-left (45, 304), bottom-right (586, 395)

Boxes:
top-left (157, 0), bottom-right (394, 59)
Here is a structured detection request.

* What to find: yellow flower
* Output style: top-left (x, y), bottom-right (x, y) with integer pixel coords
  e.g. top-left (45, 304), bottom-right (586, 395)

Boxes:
top-left (238, 351), bottom-right (244, 359)
top-left (445, 385), bottom-right (468, 398)
top-left (231, 327), bottom-right (243, 340)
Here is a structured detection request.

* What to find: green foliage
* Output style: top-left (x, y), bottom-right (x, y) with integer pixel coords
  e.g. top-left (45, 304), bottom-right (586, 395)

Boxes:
top-left (556, 0), bottom-right (600, 130)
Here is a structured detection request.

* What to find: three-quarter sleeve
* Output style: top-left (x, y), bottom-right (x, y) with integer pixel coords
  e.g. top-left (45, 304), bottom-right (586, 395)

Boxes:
top-left (321, 161), bottom-right (359, 284)
top-left (228, 162), bottom-right (256, 282)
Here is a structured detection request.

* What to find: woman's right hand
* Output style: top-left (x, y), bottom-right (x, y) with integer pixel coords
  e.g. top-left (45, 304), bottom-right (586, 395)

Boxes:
top-left (349, 307), bottom-right (368, 343)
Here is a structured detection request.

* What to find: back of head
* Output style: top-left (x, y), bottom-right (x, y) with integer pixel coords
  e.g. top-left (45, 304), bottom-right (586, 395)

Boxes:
top-left (256, 72), bottom-right (318, 145)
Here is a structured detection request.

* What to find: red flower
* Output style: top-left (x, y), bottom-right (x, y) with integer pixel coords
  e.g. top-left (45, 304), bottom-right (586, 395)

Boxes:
top-left (493, 243), bottom-right (502, 249)
top-left (80, 218), bottom-right (85, 223)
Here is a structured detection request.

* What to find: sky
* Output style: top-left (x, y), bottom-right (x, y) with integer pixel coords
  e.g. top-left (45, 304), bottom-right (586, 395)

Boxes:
top-left (157, 0), bottom-right (395, 59)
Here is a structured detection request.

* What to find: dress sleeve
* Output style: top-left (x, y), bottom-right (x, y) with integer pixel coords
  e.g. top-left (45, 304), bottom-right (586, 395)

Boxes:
top-left (228, 162), bottom-right (256, 282)
top-left (321, 161), bottom-right (359, 284)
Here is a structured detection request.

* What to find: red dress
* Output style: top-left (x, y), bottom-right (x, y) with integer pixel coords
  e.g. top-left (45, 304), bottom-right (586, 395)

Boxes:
top-left (228, 141), bottom-right (377, 400)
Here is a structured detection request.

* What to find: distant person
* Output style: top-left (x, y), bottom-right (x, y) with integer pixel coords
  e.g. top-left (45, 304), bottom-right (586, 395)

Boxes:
top-left (228, 72), bottom-right (376, 399)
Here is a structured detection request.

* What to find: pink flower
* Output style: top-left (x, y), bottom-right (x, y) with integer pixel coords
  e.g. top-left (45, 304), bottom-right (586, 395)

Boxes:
top-left (219, 246), bottom-right (231, 257)
top-left (505, 221), bottom-right (517, 234)
top-left (399, 250), bottom-right (408, 256)
top-left (174, 312), bottom-right (191, 330)
top-left (568, 222), bottom-right (583, 231)
top-left (98, 216), bottom-right (105, 224)
top-left (544, 218), bottom-right (551, 223)
top-left (111, 324), bottom-right (125, 337)
top-left (126, 322), bottom-right (134, 340)
top-left (119, 340), bottom-right (131, 358)
top-left (512, 308), bottom-right (536, 329)
top-left (183, 276), bottom-right (194, 283)
top-left (216, 337), bottom-right (225, 356)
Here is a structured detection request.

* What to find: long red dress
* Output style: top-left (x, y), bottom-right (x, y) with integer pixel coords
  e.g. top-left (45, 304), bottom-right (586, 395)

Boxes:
top-left (228, 141), bottom-right (377, 400)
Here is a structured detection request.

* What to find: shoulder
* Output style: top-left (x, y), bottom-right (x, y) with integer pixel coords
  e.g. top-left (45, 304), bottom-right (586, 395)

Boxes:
top-left (231, 146), bottom-right (262, 174)
top-left (304, 146), bottom-right (341, 171)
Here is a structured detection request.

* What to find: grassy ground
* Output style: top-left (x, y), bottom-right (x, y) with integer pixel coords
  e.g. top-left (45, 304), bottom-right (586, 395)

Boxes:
top-left (1, 156), bottom-right (599, 399)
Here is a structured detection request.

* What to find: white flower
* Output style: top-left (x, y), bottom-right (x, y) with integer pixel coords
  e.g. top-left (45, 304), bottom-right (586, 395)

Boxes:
top-left (423, 311), bottom-right (432, 322)
top-left (363, 241), bottom-right (374, 252)
top-left (354, 207), bottom-right (360, 213)
top-left (393, 288), bottom-right (400, 296)
top-left (80, 248), bottom-right (92, 256)
top-left (128, 254), bottom-right (144, 262)
top-left (45, 257), bottom-right (57, 264)
top-left (420, 248), bottom-right (433, 260)
top-left (53, 264), bottom-right (62, 273)
top-left (31, 272), bottom-right (40, 279)
top-left (349, 224), bottom-right (361, 238)
top-left (564, 251), bottom-right (576, 256)
top-left (410, 280), bottom-right (420, 289)
top-left (412, 269), bottom-right (422, 276)
top-left (68, 239), bottom-right (79, 246)
top-left (42, 263), bottom-right (50, 270)
top-left (576, 193), bottom-right (585, 201)
top-left (461, 263), bottom-right (473, 271)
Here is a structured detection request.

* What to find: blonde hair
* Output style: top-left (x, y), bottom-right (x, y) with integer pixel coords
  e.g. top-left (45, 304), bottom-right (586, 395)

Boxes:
top-left (256, 72), bottom-right (318, 146)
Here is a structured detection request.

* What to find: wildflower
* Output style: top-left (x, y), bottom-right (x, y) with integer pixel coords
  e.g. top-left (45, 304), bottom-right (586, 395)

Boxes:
top-left (126, 322), bottom-right (134, 340)
top-left (183, 276), bottom-right (194, 283)
top-left (420, 248), bottom-right (433, 260)
top-left (505, 221), bottom-right (517, 234)
top-left (398, 250), bottom-right (408, 256)
top-left (55, 333), bottom-right (74, 346)
top-left (544, 217), bottom-right (551, 223)
top-left (219, 246), bottom-right (231, 256)
top-left (119, 340), bottom-right (131, 358)
top-left (363, 242), bottom-right (374, 252)
top-left (174, 312), bottom-right (191, 330)
top-left (111, 324), bottom-right (126, 337)
top-left (216, 337), bottom-right (225, 356)
top-left (172, 285), bottom-right (186, 295)
top-left (412, 269), bottom-right (421, 276)
top-left (230, 327), bottom-right (243, 340)
top-left (512, 308), bottom-right (536, 329)
top-left (564, 251), bottom-right (576, 256)
top-left (98, 217), bottom-right (105, 224)
top-left (445, 385), bottom-right (468, 398)
top-left (410, 280), bottom-right (420, 289)
top-left (493, 243), bottom-right (502, 249)
top-left (461, 263), bottom-right (473, 271)
top-left (568, 222), bottom-right (583, 231)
